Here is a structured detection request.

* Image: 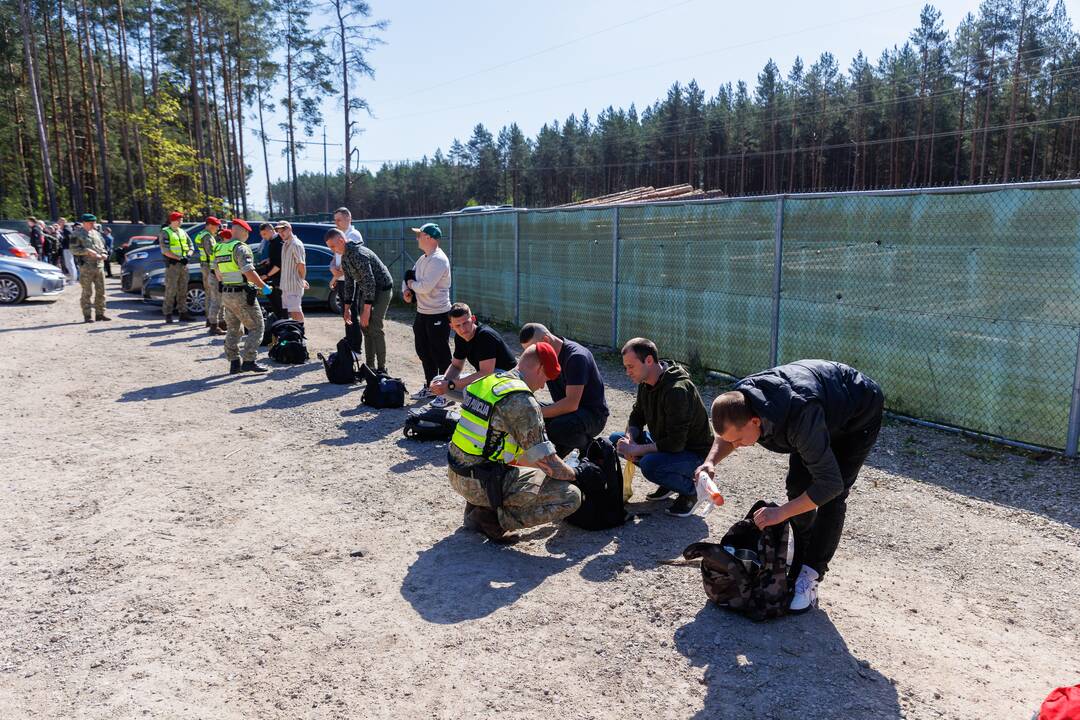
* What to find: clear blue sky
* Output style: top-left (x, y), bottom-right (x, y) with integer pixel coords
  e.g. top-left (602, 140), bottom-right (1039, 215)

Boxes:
top-left (248, 0), bottom-right (1080, 213)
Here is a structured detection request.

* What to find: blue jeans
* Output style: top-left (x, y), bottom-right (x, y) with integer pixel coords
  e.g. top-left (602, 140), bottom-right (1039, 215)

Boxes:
top-left (609, 431), bottom-right (700, 497)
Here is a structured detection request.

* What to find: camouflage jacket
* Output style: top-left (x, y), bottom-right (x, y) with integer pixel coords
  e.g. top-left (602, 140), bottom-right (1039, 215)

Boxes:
top-left (448, 384), bottom-right (556, 471)
top-left (69, 227), bottom-right (106, 267)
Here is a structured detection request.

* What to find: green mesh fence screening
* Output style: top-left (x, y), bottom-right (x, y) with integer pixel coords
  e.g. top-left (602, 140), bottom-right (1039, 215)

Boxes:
top-left (778, 187), bottom-right (1080, 449)
top-left (310, 183), bottom-right (1080, 451)
top-left (517, 209), bottom-right (615, 346)
top-left (617, 200), bottom-right (777, 378)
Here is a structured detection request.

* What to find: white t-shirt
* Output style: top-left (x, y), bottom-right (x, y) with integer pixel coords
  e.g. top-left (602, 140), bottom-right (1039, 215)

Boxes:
top-left (405, 247), bottom-right (452, 315)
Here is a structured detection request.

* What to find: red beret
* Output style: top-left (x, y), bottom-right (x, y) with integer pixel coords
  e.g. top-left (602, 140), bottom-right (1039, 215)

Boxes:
top-left (534, 341), bottom-right (561, 381)
top-left (231, 218), bottom-right (252, 233)
top-left (219, 229), bottom-right (233, 240)
top-left (205, 216), bottom-right (221, 227)
top-left (168, 211), bottom-right (183, 222)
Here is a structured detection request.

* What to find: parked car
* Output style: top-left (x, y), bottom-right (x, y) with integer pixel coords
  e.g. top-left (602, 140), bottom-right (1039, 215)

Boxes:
top-left (0, 255), bottom-right (66, 304)
top-left (113, 234), bottom-right (158, 263)
top-left (142, 242), bottom-right (342, 314)
top-left (0, 230), bottom-right (40, 261)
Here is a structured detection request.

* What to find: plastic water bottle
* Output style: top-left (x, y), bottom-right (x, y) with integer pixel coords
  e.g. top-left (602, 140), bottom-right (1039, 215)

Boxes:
top-left (564, 449), bottom-right (581, 470)
top-left (690, 472), bottom-right (725, 517)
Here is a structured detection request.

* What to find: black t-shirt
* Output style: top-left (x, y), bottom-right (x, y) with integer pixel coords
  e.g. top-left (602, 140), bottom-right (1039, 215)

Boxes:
top-left (546, 337), bottom-right (608, 416)
top-left (453, 324), bottom-right (516, 373)
top-left (60, 226), bottom-right (71, 250)
top-left (266, 235), bottom-right (283, 284)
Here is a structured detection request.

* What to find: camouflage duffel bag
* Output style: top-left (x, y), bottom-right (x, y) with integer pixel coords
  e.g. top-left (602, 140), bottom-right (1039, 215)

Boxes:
top-left (683, 500), bottom-right (797, 622)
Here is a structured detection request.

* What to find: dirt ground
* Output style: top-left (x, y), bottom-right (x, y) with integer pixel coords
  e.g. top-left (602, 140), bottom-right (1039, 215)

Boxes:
top-left (1, 279), bottom-right (1078, 720)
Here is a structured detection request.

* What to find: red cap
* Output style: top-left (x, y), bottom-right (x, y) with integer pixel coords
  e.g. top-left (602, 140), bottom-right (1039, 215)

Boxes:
top-left (534, 341), bottom-right (561, 380)
top-left (219, 229), bottom-right (233, 240)
top-left (205, 216), bottom-right (221, 227)
top-left (231, 218), bottom-right (252, 233)
top-left (168, 211), bottom-right (183, 222)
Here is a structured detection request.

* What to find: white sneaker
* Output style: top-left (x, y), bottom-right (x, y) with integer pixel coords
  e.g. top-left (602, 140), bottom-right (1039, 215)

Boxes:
top-left (429, 395), bottom-right (453, 409)
top-left (410, 387), bottom-right (432, 401)
top-left (789, 565), bottom-right (820, 613)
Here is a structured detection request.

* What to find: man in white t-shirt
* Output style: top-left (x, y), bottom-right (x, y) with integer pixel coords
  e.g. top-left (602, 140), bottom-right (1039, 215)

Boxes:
top-left (403, 222), bottom-right (452, 400)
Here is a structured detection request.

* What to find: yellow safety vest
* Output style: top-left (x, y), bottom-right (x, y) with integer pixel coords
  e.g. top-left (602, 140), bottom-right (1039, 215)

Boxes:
top-left (451, 372), bottom-right (532, 464)
top-left (213, 240), bottom-right (245, 286)
top-left (163, 226), bottom-right (192, 258)
top-left (194, 229), bottom-right (216, 263)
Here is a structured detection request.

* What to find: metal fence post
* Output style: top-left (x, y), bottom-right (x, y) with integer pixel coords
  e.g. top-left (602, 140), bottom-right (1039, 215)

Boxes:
top-left (611, 206), bottom-right (620, 349)
top-left (399, 220), bottom-right (406, 286)
top-left (1066, 332), bottom-right (1080, 457)
top-left (447, 215), bottom-right (454, 303)
top-left (768, 196), bottom-right (785, 367)
top-left (513, 211), bottom-right (521, 325)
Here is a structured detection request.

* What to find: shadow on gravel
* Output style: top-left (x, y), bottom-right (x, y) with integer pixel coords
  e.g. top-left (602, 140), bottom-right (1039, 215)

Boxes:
top-left (232, 374), bottom-right (347, 413)
top-left (390, 437), bottom-right (445, 472)
top-left (118, 373), bottom-right (245, 401)
top-left (401, 530), bottom-right (577, 623)
top-left (675, 605), bottom-right (900, 719)
top-left (568, 512), bottom-right (710, 582)
top-left (0, 321), bottom-right (84, 334)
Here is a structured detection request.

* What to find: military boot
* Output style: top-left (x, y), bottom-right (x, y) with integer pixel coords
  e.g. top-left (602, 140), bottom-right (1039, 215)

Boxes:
top-left (165, 314), bottom-right (174, 324)
top-left (96, 314), bottom-right (111, 321)
top-left (464, 506), bottom-right (512, 544)
top-left (83, 316), bottom-right (94, 323)
top-left (179, 313), bottom-right (195, 322)
top-left (229, 359), bottom-right (242, 374)
top-left (240, 360), bottom-right (269, 373)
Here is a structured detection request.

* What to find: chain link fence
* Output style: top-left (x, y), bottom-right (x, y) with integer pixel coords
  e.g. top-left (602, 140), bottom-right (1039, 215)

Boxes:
top-left (320, 181), bottom-right (1080, 454)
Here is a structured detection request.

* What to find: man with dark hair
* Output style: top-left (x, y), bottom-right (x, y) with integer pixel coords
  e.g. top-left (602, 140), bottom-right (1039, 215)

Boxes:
top-left (519, 322), bottom-right (608, 457)
top-left (696, 359), bottom-right (885, 613)
top-left (324, 227), bottom-right (394, 371)
top-left (258, 222), bottom-right (284, 318)
top-left (430, 302), bottom-right (517, 409)
top-left (610, 337), bottom-right (713, 516)
top-left (27, 217), bottom-right (42, 258)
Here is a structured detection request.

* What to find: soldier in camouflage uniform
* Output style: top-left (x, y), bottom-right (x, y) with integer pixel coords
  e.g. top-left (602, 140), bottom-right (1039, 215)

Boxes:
top-left (214, 219), bottom-right (271, 373)
top-left (447, 342), bottom-right (582, 542)
top-left (69, 213), bottom-right (110, 323)
top-left (194, 216), bottom-right (224, 335)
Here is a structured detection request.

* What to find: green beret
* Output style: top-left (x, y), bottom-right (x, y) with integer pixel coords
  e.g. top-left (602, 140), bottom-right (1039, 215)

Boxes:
top-left (79, 213), bottom-right (97, 222)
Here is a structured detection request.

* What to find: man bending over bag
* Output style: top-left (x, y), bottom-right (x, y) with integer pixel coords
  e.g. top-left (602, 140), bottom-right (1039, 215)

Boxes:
top-left (448, 342), bottom-right (582, 543)
top-left (696, 360), bottom-right (884, 612)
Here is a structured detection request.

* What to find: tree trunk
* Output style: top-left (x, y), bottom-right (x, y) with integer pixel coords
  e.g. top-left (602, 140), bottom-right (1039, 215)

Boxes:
top-left (56, 0), bottom-right (85, 215)
top-left (19, 0), bottom-right (59, 218)
top-left (42, 7), bottom-right (67, 211)
top-left (1002, 1), bottom-right (1027, 179)
top-left (256, 79), bottom-right (274, 215)
top-left (979, 43), bottom-right (997, 183)
top-left (233, 20), bottom-right (248, 216)
top-left (7, 51), bottom-right (35, 212)
top-left (335, 0), bottom-right (352, 207)
top-left (185, 2), bottom-right (209, 211)
top-left (78, 0), bottom-right (112, 219)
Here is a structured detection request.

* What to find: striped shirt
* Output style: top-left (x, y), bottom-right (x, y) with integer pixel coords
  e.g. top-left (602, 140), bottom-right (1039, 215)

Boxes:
top-left (280, 238), bottom-right (307, 295)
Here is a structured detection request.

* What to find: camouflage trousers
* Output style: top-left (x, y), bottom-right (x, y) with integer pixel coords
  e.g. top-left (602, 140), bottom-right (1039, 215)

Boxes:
top-left (200, 264), bottom-right (223, 324)
top-left (163, 262), bottom-right (189, 315)
top-left (221, 291), bottom-right (264, 362)
top-left (448, 466), bottom-right (582, 532)
top-left (78, 264), bottom-right (106, 318)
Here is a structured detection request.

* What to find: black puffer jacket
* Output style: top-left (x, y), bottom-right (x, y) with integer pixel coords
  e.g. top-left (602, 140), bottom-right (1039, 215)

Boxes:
top-left (735, 360), bottom-right (884, 505)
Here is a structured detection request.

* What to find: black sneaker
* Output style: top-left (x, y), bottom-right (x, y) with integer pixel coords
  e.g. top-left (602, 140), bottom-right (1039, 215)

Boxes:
top-left (241, 361), bottom-right (269, 373)
top-left (666, 494), bottom-right (696, 517)
top-left (229, 359), bottom-right (242, 374)
top-left (646, 486), bottom-right (675, 500)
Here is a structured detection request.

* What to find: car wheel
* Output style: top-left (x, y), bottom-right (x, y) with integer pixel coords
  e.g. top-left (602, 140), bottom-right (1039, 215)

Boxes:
top-left (186, 284), bottom-right (207, 315)
top-left (0, 274), bottom-right (27, 304)
top-left (327, 288), bottom-right (342, 315)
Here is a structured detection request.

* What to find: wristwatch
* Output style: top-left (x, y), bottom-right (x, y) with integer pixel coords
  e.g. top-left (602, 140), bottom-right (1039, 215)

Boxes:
top-left (447, 380), bottom-right (456, 391)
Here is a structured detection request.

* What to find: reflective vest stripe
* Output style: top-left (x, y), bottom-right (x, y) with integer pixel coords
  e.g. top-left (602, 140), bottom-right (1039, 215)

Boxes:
top-left (164, 226), bottom-right (191, 257)
top-left (214, 240), bottom-right (244, 286)
top-left (451, 372), bottom-right (531, 463)
top-left (194, 230), bottom-right (213, 263)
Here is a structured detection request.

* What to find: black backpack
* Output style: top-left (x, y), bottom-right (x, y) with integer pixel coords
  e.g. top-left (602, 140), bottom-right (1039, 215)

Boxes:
top-left (566, 437), bottom-right (628, 530)
top-left (260, 311), bottom-right (277, 346)
top-left (318, 337), bottom-right (360, 384)
top-left (403, 405), bottom-right (458, 441)
top-left (359, 363), bottom-right (406, 409)
top-left (682, 501), bottom-right (797, 622)
top-left (267, 318), bottom-right (308, 364)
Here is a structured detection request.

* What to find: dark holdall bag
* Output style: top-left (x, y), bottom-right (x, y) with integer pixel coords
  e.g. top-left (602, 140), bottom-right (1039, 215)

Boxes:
top-left (267, 318), bottom-right (308, 364)
top-left (566, 437), bottom-right (628, 531)
top-left (318, 337), bottom-right (360, 384)
top-left (403, 405), bottom-right (458, 441)
top-left (260, 311), bottom-right (278, 346)
top-left (682, 500), bottom-right (797, 622)
top-left (359, 363), bottom-right (406, 409)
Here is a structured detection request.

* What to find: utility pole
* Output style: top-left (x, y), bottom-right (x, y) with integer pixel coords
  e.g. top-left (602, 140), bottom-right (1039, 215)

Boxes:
top-left (323, 125), bottom-right (329, 213)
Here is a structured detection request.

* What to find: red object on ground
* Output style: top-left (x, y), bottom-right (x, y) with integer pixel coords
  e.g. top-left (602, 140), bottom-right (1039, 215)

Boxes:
top-left (1041, 685), bottom-right (1080, 720)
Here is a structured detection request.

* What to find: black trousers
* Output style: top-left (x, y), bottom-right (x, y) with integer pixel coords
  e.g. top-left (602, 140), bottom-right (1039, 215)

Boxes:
top-left (412, 311), bottom-right (452, 384)
top-left (785, 395), bottom-right (884, 579)
top-left (545, 406), bottom-right (609, 457)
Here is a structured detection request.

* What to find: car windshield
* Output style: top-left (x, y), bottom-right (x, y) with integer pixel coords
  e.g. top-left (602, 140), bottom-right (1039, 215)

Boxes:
top-left (3, 232), bottom-right (31, 247)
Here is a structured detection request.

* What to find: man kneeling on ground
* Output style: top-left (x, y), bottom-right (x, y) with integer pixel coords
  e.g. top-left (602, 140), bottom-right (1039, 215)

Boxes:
top-left (696, 359), bottom-right (885, 612)
top-left (429, 302), bottom-right (517, 409)
top-left (610, 338), bottom-right (713, 517)
top-left (519, 323), bottom-right (609, 457)
top-left (448, 342), bottom-right (582, 543)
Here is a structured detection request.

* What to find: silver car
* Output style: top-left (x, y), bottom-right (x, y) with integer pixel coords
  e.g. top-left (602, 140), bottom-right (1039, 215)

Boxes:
top-left (0, 256), bottom-right (67, 304)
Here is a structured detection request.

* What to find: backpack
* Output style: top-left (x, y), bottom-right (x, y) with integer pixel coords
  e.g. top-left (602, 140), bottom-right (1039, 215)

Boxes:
top-left (318, 337), bottom-right (360, 384)
top-left (359, 363), bottom-right (406, 409)
top-left (565, 437), bottom-right (628, 530)
top-left (403, 404), bottom-right (459, 441)
top-left (260, 312), bottom-right (278, 346)
top-left (682, 501), bottom-right (797, 621)
top-left (267, 318), bottom-right (309, 364)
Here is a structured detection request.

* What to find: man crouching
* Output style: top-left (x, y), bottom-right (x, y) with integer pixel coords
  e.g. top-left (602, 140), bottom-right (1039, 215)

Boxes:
top-left (448, 342), bottom-right (582, 543)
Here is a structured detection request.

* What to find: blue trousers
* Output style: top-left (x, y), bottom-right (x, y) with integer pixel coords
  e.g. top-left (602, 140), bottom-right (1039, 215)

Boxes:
top-left (609, 431), bottom-right (701, 497)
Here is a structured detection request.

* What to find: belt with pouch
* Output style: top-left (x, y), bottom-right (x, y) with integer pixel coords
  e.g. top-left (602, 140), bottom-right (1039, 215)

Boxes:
top-left (448, 455), bottom-right (507, 509)
top-left (221, 285), bottom-right (248, 293)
